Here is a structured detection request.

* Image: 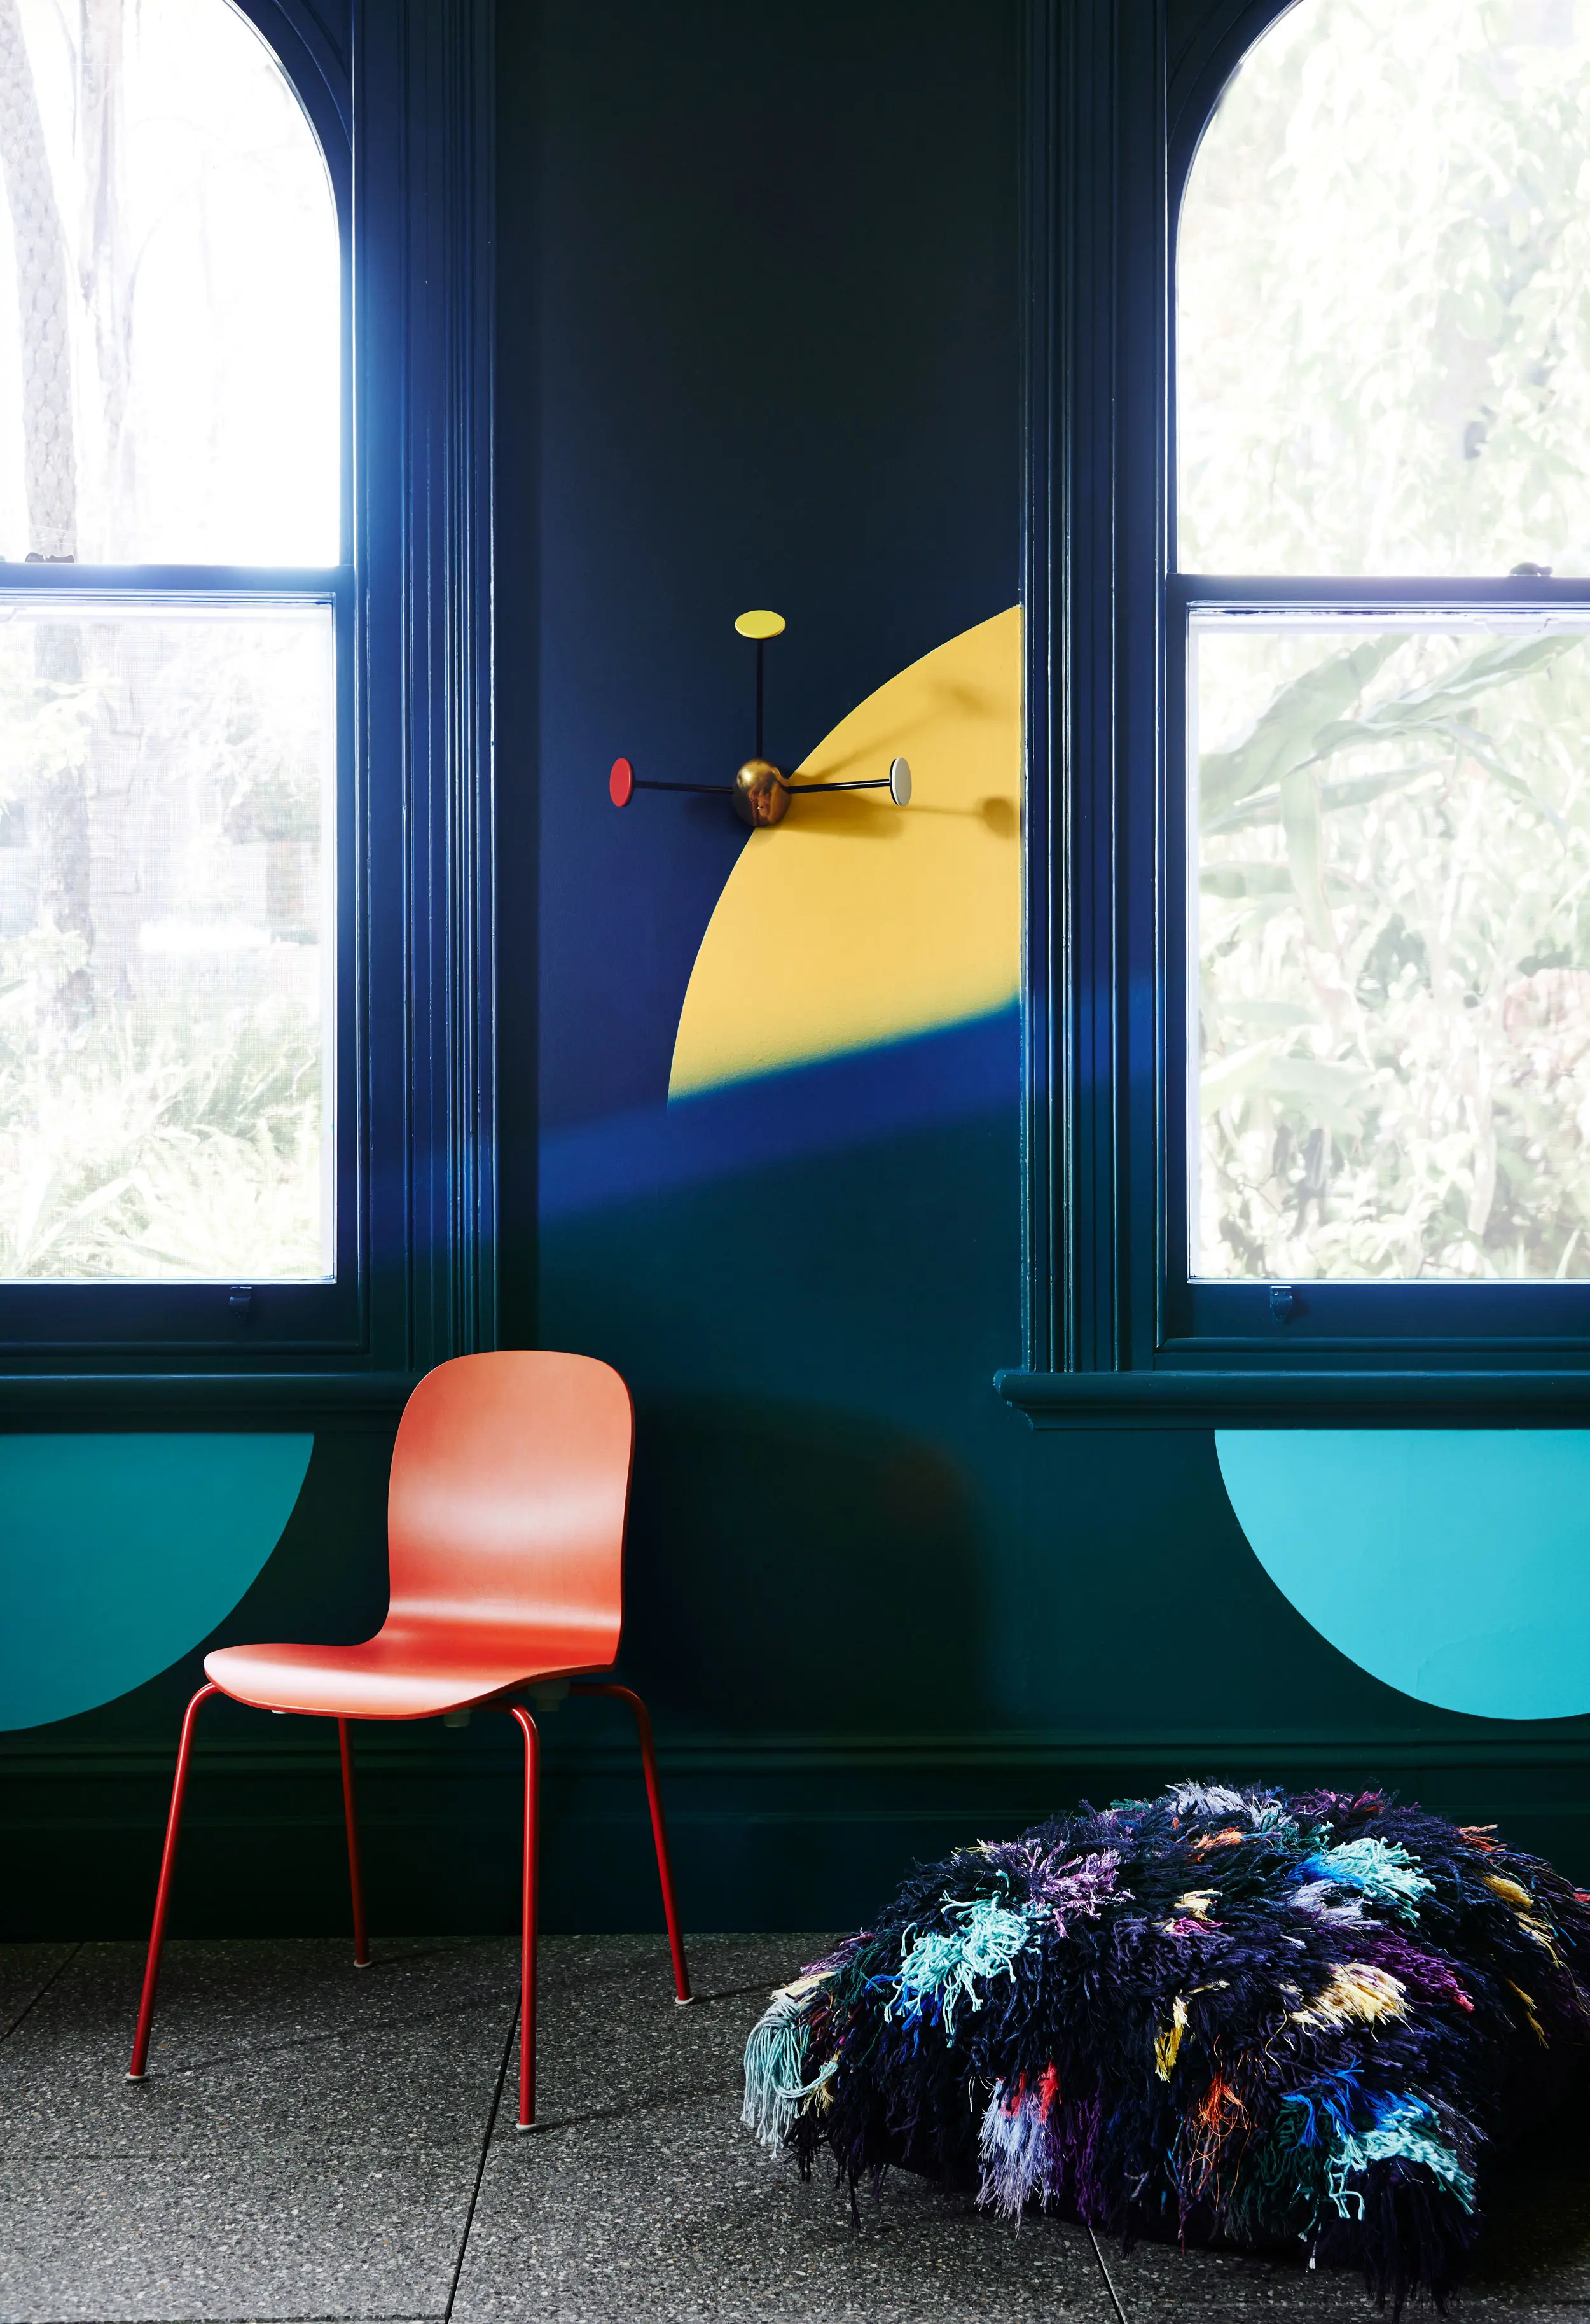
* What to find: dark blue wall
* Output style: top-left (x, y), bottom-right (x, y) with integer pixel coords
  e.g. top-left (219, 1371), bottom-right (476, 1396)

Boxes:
top-left (527, 0), bottom-right (1021, 1131)
top-left (514, 0), bottom-right (1590, 1928)
top-left (5, 0), bottom-right (1589, 1946)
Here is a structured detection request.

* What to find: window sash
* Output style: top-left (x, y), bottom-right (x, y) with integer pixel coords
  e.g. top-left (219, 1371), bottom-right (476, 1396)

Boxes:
top-left (0, 560), bottom-right (359, 1348)
top-left (1165, 574), bottom-right (1590, 1353)
top-left (0, 0), bottom-right (497, 1401)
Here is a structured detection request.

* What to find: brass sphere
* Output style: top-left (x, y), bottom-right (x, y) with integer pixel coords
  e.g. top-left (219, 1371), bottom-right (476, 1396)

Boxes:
top-left (733, 758), bottom-right (791, 828)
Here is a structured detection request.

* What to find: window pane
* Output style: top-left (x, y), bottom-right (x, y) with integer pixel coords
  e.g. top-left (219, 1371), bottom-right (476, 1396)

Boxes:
top-left (1179, 0), bottom-right (1590, 576)
top-left (1193, 613), bottom-right (1590, 1281)
top-left (0, 595), bottom-right (333, 1280)
top-left (0, 0), bottom-right (337, 564)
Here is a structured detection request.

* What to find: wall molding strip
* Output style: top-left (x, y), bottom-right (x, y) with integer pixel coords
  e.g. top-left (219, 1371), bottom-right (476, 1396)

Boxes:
top-left (997, 1368), bottom-right (1590, 1427)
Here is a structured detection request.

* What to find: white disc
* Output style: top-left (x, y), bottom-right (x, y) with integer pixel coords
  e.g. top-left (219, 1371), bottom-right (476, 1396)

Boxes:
top-left (888, 756), bottom-right (913, 807)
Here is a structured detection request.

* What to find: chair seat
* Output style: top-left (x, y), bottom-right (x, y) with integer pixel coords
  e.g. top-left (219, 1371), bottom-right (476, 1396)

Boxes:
top-left (205, 1621), bottom-right (617, 1720)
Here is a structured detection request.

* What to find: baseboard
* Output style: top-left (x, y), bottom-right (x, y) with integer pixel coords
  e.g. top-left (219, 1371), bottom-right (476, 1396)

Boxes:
top-left (6, 1725), bottom-right (1589, 1937)
top-left (10, 1723), bottom-right (1590, 1779)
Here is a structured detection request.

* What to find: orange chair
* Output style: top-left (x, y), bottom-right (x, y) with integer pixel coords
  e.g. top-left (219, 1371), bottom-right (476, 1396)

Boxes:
top-left (126, 1351), bottom-right (691, 2127)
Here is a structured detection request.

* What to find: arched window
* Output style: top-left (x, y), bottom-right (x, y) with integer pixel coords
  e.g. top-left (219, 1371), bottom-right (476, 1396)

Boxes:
top-left (0, 0), bottom-right (340, 1292)
top-left (1177, 0), bottom-right (1590, 1321)
top-left (999, 0), bottom-right (1590, 1423)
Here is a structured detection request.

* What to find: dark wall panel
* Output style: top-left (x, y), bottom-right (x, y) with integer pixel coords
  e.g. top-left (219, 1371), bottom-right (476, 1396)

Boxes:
top-left (8, 0), bottom-right (1590, 1945)
top-left (532, 0), bottom-right (1021, 1129)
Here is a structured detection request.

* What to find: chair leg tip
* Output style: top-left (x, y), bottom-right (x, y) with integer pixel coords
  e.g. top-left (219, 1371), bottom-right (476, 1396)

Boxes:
top-left (674, 1993), bottom-right (695, 2007)
top-left (354, 1957), bottom-right (372, 1970)
top-left (125, 2070), bottom-right (147, 2082)
top-left (515, 2117), bottom-right (536, 2134)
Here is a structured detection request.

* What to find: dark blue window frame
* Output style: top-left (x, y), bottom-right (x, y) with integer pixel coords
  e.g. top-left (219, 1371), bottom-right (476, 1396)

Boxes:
top-left (0, 0), bottom-right (495, 1407)
top-left (0, 566), bottom-right (357, 1354)
top-left (1002, 0), bottom-right (1590, 1428)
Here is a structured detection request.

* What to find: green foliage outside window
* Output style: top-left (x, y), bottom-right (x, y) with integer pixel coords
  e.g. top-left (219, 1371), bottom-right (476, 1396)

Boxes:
top-left (1184, 0), bottom-right (1590, 1281)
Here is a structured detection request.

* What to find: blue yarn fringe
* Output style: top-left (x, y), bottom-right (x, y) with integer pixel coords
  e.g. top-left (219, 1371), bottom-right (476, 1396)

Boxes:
top-left (743, 1783), bottom-right (1590, 2312)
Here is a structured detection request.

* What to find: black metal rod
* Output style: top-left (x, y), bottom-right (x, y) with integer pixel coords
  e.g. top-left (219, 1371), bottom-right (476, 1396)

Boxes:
top-left (633, 779), bottom-right (734, 795)
top-left (777, 776), bottom-right (894, 791)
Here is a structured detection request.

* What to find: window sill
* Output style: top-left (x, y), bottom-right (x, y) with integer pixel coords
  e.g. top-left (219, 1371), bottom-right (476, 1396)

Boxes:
top-left (0, 1370), bottom-right (416, 1428)
top-left (994, 1368), bottom-right (1590, 1428)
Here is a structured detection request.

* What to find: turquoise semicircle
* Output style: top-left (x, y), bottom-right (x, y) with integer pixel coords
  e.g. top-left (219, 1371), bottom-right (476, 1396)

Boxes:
top-left (0, 1433), bottom-right (312, 1732)
top-left (1217, 1430), bottom-right (1590, 1722)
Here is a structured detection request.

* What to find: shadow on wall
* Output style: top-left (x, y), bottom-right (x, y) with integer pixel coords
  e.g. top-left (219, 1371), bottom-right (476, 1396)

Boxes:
top-left (622, 1393), bottom-right (988, 1733)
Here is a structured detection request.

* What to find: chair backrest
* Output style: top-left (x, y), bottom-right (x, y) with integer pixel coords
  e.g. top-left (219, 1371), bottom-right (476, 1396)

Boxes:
top-left (386, 1351), bottom-right (634, 1659)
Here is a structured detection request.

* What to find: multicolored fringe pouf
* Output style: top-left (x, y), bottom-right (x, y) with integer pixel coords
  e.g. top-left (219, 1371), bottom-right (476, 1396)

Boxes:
top-left (742, 1784), bottom-right (1590, 2309)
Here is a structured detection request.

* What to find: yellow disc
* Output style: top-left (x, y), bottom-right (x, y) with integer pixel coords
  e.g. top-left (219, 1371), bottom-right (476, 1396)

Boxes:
top-left (733, 609), bottom-right (786, 639)
top-left (671, 607), bottom-right (1021, 1097)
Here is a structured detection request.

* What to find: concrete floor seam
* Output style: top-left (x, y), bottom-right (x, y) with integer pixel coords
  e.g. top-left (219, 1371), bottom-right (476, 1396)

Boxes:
top-left (1087, 2227), bottom-right (1130, 2324)
top-left (441, 1997), bottom-right (519, 2324)
top-left (1, 1944), bottom-right (83, 2046)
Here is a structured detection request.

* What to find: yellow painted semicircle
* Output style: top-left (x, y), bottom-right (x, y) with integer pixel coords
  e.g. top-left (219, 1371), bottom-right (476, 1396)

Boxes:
top-left (669, 606), bottom-right (1021, 1099)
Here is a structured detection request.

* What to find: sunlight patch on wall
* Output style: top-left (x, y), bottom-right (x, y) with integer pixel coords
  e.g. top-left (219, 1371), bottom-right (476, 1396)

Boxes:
top-left (543, 1007), bottom-right (1017, 1220)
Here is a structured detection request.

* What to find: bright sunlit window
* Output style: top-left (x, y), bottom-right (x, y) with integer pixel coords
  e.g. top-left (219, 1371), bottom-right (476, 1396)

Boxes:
top-left (0, 0), bottom-right (338, 1284)
top-left (1179, 0), bottom-right (1590, 1288)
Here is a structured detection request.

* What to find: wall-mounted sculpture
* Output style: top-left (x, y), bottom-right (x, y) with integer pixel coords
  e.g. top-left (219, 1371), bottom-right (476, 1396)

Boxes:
top-left (608, 610), bottom-right (911, 828)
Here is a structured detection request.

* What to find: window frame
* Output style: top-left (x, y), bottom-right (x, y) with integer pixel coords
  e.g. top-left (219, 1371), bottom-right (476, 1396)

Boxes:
top-left (0, 566), bottom-right (356, 1351)
top-left (1167, 574), bottom-right (1590, 1358)
top-left (1002, 0), bottom-right (1590, 1426)
top-left (0, 0), bottom-right (496, 1400)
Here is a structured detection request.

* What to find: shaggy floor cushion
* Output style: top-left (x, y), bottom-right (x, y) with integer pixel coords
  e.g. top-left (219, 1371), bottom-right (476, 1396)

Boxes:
top-left (742, 1784), bottom-right (1590, 2309)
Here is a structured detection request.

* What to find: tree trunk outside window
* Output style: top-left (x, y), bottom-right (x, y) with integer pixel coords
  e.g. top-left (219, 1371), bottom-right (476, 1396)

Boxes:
top-left (0, 0), bottom-right (96, 1040)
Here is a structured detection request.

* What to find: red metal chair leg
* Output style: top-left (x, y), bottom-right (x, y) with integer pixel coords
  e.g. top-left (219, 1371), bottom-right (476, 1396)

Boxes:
top-left (127, 1681), bottom-right (220, 2080)
top-left (509, 1704), bottom-right (541, 2131)
top-left (338, 1719), bottom-right (371, 1968)
top-left (572, 1682), bottom-right (691, 2003)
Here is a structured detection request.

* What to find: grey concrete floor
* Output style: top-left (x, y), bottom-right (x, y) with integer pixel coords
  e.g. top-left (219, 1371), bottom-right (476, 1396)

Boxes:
top-left (3, 1934), bottom-right (1589, 2322)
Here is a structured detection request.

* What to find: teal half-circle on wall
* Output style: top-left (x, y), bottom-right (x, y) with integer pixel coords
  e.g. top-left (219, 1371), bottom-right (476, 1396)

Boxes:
top-left (0, 1433), bottom-right (312, 1732)
top-left (1217, 1430), bottom-right (1590, 1722)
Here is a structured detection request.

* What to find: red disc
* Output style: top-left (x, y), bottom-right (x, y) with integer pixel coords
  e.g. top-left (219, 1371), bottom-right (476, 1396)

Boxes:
top-left (609, 756), bottom-right (635, 807)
